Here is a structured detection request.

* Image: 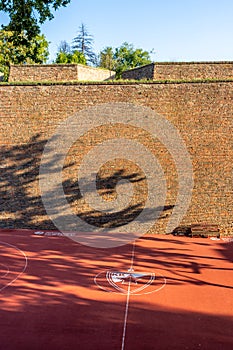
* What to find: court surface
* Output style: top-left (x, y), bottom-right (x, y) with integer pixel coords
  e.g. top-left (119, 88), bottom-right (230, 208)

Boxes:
top-left (0, 228), bottom-right (232, 350)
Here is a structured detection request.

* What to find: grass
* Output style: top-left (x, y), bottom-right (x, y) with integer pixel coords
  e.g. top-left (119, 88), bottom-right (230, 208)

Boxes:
top-left (1, 78), bottom-right (233, 86)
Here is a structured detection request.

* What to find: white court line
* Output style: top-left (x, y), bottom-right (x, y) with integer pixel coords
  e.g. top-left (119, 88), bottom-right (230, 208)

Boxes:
top-left (129, 273), bottom-right (155, 295)
top-left (95, 270), bottom-right (166, 295)
top-left (106, 271), bottom-right (156, 295)
top-left (0, 241), bottom-right (28, 292)
top-left (0, 264), bottom-right (10, 278)
top-left (121, 241), bottom-right (136, 350)
top-left (93, 245), bottom-right (167, 350)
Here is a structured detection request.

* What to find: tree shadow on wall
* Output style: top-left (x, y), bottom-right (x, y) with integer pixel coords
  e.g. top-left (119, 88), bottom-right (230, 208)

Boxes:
top-left (0, 134), bottom-right (174, 230)
top-left (1, 136), bottom-right (233, 350)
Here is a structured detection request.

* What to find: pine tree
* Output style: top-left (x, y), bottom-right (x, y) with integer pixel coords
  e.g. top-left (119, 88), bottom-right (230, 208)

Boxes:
top-left (72, 23), bottom-right (96, 65)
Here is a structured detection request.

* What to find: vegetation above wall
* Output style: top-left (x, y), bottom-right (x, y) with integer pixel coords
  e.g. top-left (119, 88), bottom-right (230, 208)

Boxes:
top-left (1, 78), bottom-right (233, 86)
top-left (0, 0), bottom-right (71, 41)
top-left (0, 30), bottom-right (49, 80)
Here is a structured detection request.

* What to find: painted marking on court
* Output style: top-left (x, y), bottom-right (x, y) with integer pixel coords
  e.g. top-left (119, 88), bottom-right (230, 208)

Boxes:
top-left (94, 268), bottom-right (166, 295)
top-left (33, 231), bottom-right (77, 237)
top-left (94, 241), bottom-right (166, 350)
top-left (0, 241), bottom-right (28, 292)
top-left (0, 264), bottom-right (10, 278)
top-left (121, 241), bottom-right (136, 350)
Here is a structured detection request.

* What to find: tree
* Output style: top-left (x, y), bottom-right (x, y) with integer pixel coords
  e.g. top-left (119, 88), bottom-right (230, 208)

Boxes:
top-left (57, 40), bottom-right (71, 54)
top-left (114, 42), bottom-right (153, 78)
top-left (55, 40), bottom-right (86, 64)
top-left (55, 50), bottom-right (86, 64)
top-left (99, 47), bottom-right (115, 71)
top-left (99, 42), bottom-right (153, 78)
top-left (0, 1), bottom-right (71, 40)
top-left (72, 23), bottom-right (97, 65)
top-left (0, 30), bottom-right (49, 80)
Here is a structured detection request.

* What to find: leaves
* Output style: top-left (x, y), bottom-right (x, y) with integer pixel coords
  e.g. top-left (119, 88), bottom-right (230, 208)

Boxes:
top-left (99, 47), bottom-right (115, 71)
top-left (0, 30), bottom-right (49, 80)
top-left (99, 42), bottom-right (153, 78)
top-left (55, 50), bottom-right (86, 64)
top-left (55, 39), bottom-right (87, 64)
top-left (0, 1), bottom-right (71, 39)
top-left (72, 23), bottom-right (97, 66)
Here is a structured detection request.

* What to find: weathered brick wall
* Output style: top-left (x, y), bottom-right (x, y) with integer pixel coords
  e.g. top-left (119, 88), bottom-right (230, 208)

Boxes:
top-left (0, 82), bottom-right (232, 234)
top-left (9, 64), bottom-right (78, 82)
top-left (122, 63), bottom-right (155, 80)
top-left (122, 62), bottom-right (233, 80)
top-left (154, 62), bottom-right (233, 80)
top-left (77, 65), bottom-right (115, 81)
top-left (9, 62), bottom-right (233, 82)
top-left (8, 64), bottom-right (115, 82)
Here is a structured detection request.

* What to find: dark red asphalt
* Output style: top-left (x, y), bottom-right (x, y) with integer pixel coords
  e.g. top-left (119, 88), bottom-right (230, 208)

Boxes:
top-left (0, 229), bottom-right (232, 350)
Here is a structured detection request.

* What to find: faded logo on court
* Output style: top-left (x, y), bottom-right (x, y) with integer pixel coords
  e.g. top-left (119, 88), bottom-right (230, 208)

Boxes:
top-left (94, 268), bottom-right (166, 295)
top-left (39, 102), bottom-right (193, 248)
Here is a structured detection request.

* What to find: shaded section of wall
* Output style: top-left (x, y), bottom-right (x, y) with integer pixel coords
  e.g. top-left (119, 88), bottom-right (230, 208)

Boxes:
top-left (122, 62), bottom-right (233, 80)
top-left (121, 63), bottom-right (155, 80)
top-left (0, 82), bottom-right (232, 234)
top-left (8, 64), bottom-right (115, 82)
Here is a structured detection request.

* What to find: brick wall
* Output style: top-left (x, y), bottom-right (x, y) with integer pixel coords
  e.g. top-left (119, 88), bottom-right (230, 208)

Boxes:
top-left (9, 62), bottom-right (233, 82)
top-left (77, 65), bottom-right (115, 81)
top-left (9, 64), bottom-right (78, 82)
top-left (122, 63), bottom-right (155, 80)
top-left (122, 62), bottom-right (233, 80)
top-left (8, 64), bottom-right (115, 82)
top-left (0, 82), bottom-right (232, 234)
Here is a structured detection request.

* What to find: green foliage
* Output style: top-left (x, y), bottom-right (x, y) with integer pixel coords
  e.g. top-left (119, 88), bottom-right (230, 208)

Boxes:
top-left (57, 40), bottom-right (71, 54)
top-left (55, 50), bottom-right (86, 64)
top-left (0, 30), bottom-right (49, 80)
top-left (72, 23), bottom-right (97, 65)
top-left (2, 78), bottom-right (232, 86)
top-left (0, 0), bottom-right (71, 40)
top-left (55, 40), bottom-right (87, 64)
top-left (99, 42), bottom-right (153, 78)
top-left (54, 24), bottom-right (96, 66)
top-left (99, 47), bottom-right (115, 71)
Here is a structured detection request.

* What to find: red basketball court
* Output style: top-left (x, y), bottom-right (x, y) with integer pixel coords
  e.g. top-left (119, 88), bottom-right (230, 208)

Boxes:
top-left (0, 228), bottom-right (232, 349)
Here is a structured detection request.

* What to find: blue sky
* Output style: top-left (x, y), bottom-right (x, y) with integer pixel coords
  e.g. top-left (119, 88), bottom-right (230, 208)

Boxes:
top-left (1, 0), bottom-right (233, 62)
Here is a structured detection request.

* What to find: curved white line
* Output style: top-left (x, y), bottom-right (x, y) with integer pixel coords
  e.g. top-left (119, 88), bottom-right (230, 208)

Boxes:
top-left (94, 270), bottom-right (166, 296)
top-left (0, 264), bottom-right (10, 278)
top-left (94, 271), bottom-right (117, 293)
top-left (139, 273), bottom-right (167, 295)
top-left (106, 271), bottom-right (127, 294)
top-left (106, 272), bottom-right (155, 295)
top-left (0, 241), bottom-right (28, 293)
top-left (130, 273), bottom-right (155, 294)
